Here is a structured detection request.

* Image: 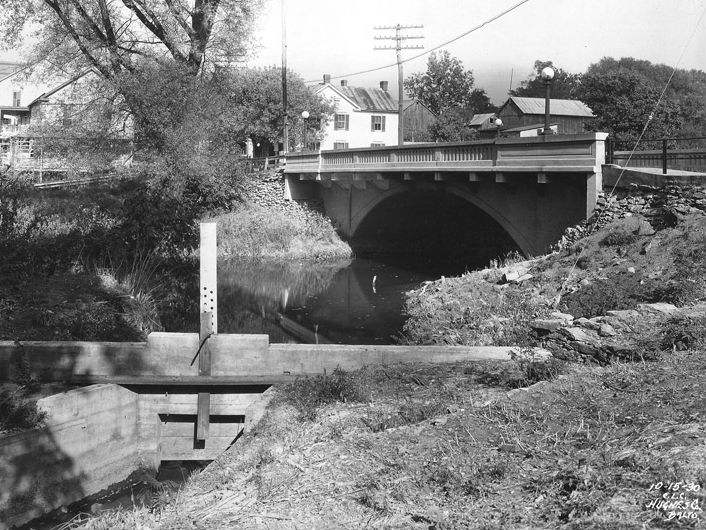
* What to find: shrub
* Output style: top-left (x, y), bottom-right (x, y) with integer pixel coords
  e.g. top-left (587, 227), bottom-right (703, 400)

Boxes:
top-left (117, 159), bottom-right (244, 259)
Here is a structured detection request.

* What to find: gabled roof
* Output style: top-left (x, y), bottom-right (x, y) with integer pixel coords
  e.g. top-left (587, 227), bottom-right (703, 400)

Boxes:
top-left (502, 97), bottom-right (594, 118)
top-left (0, 62), bottom-right (20, 82)
top-left (402, 98), bottom-right (437, 115)
top-left (468, 113), bottom-right (496, 126)
top-left (503, 122), bottom-right (558, 133)
top-left (28, 69), bottom-right (94, 107)
top-left (315, 83), bottom-right (397, 113)
top-left (338, 86), bottom-right (397, 112)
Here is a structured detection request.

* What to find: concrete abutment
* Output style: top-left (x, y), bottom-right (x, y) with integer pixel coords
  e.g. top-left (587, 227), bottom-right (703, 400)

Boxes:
top-left (286, 170), bottom-right (600, 257)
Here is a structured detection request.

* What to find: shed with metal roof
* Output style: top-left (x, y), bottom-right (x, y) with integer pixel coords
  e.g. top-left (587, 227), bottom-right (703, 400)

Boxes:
top-left (497, 96), bottom-right (595, 134)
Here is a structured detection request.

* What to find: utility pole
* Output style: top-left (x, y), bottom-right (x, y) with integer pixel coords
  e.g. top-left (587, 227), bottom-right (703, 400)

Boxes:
top-left (281, 0), bottom-right (288, 154)
top-left (374, 24), bottom-right (423, 146)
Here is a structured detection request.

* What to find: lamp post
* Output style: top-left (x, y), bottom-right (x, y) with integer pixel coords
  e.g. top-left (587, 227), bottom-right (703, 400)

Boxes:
top-left (541, 66), bottom-right (555, 135)
top-left (495, 117), bottom-right (503, 139)
top-left (301, 110), bottom-right (310, 151)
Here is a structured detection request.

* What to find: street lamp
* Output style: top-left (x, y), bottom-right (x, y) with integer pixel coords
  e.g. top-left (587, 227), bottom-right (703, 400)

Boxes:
top-left (301, 110), bottom-right (310, 151)
top-left (541, 66), bottom-right (555, 135)
top-left (495, 117), bottom-right (503, 139)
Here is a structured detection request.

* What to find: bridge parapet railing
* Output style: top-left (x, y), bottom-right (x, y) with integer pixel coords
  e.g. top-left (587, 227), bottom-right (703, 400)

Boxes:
top-left (285, 134), bottom-right (607, 175)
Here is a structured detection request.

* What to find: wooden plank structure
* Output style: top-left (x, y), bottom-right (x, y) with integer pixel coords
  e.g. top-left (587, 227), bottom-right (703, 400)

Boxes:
top-left (0, 219), bottom-right (535, 475)
top-left (0, 220), bottom-right (550, 528)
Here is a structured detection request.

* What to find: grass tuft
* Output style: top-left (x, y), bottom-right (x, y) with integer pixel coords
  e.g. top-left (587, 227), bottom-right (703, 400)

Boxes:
top-left (0, 389), bottom-right (46, 432)
top-left (277, 367), bottom-right (371, 421)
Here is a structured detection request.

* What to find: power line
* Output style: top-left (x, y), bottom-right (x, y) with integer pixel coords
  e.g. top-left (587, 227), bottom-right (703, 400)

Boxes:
top-left (374, 24), bottom-right (424, 145)
top-left (304, 0), bottom-right (531, 84)
top-left (559, 4), bottom-right (706, 296)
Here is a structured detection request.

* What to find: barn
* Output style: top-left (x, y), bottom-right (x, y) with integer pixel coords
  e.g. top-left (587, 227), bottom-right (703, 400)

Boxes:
top-left (497, 96), bottom-right (595, 135)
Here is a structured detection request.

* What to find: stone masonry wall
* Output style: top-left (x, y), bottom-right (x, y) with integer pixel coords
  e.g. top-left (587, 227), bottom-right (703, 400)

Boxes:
top-left (555, 183), bottom-right (706, 249)
top-left (242, 168), bottom-right (325, 221)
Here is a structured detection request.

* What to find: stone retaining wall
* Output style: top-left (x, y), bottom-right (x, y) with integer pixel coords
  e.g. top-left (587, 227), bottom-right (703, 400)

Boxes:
top-left (556, 183), bottom-right (706, 249)
top-left (243, 169), bottom-right (324, 220)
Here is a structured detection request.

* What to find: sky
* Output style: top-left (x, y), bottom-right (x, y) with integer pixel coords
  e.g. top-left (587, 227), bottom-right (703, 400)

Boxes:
top-left (1, 0), bottom-right (704, 105)
top-left (247, 0), bottom-right (706, 104)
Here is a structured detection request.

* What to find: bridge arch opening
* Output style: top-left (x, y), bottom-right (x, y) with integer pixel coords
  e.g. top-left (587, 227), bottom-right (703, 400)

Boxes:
top-left (350, 189), bottom-right (522, 274)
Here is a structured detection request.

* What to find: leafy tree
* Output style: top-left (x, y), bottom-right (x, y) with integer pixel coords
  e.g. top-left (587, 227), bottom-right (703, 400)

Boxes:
top-left (0, 0), bottom-right (262, 141)
top-left (427, 108), bottom-right (477, 142)
top-left (511, 60), bottom-right (582, 99)
top-left (1, 0), bottom-right (261, 78)
top-left (468, 88), bottom-right (496, 114)
top-left (574, 69), bottom-right (683, 147)
top-left (216, 67), bottom-right (334, 152)
top-left (404, 51), bottom-right (478, 116)
top-left (585, 57), bottom-right (706, 145)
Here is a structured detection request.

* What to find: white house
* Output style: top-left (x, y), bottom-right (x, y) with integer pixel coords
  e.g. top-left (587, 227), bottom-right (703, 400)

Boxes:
top-left (314, 76), bottom-right (398, 150)
top-left (0, 62), bottom-right (48, 135)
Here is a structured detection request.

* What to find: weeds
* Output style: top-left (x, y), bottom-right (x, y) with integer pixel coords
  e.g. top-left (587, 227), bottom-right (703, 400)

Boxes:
top-left (278, 367), bottom-right (370, 421)
top-left (361, 400), bottom-right (448, 432)
top-left (216, 203), bottom-right (351, 261)
top-left (0, 388), bottom-right (46, 432)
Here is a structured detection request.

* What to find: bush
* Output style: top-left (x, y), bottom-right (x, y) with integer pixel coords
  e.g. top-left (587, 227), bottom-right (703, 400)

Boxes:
top-left (117, 159), bottom-right (245, 258)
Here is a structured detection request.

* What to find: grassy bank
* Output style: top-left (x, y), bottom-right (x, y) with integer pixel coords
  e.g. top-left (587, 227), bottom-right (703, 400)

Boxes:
top-left (70, 351), bottom-right (705, 529)
top-left (64, 204), bottom-right (706, 528)
top-left (215, 203), bottom-right (351, 261)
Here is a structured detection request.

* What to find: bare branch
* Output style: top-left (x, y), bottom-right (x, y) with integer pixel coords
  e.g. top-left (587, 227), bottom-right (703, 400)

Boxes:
top-left (121, 0), bottom-right (188, 64)
top-left (164, 0), bottom-right (194, 37)
top-left (43, 0), bottom-right (113, 79)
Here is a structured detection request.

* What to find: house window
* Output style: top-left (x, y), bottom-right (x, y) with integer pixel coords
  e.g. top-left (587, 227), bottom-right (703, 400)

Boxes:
top-left (333, 142), bottom-right (349, 150)
top-left (370, 142), bottom-right (385, 147)
top-left (334, 113), bottom-right (349, 131)
top-left (12, 91), bottom-right (21, 107)
top-left (371, 115), bottom-right (386, 132)
top-left (62, 104), bottom-right (78, 127)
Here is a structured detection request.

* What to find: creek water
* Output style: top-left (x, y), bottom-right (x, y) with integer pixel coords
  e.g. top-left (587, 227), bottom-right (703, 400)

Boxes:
top-left (25, 256), bottom-right (479, 528)
top-left (216, 256), bottom-right (453, 344)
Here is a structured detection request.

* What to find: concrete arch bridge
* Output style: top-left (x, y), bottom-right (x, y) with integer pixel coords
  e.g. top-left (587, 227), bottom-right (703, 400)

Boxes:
top-left (284, 133), bottom-right (607, 260)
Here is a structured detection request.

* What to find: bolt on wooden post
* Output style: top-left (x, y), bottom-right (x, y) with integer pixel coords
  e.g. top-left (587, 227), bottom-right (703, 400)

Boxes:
top-left (197, 221), bottom-right (217, 441)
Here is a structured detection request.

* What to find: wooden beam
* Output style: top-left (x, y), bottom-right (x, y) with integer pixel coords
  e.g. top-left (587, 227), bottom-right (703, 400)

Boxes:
top-left (0, 337), bottom-right (551, 383)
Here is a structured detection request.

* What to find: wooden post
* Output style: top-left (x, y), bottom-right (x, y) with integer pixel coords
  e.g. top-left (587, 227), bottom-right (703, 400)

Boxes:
top-left (197, 221), bottom-right (217, 441)
top-left (662, 139), bottom-right (668, 175)
top-left (200, 222), bottom-right (217, 333)
top-left (196, 312), bottom-right (212, 440)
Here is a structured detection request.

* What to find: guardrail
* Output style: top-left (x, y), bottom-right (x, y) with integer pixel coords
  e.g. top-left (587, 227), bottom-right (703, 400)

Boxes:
top-left (285, 133), bottom-right (608, 175)
top-left (607, 136), bottom-right (706, 174)
top-left (242, 155), bottom-right (284, 172)
top-left (611, 149), bottom-right (706, 174)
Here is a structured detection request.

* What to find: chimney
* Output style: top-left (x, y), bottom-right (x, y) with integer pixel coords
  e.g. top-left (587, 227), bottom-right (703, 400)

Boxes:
top-left (340, 79), bottom-right (348, 87)
top-left (323, 74), bottom-right (331, 84)
top-left (380, 81), bottom-right (389, 92)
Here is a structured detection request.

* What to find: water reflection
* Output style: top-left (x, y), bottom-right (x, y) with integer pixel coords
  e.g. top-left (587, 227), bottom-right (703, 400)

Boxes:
top-left (218, 258), bottom-right (436, 344)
